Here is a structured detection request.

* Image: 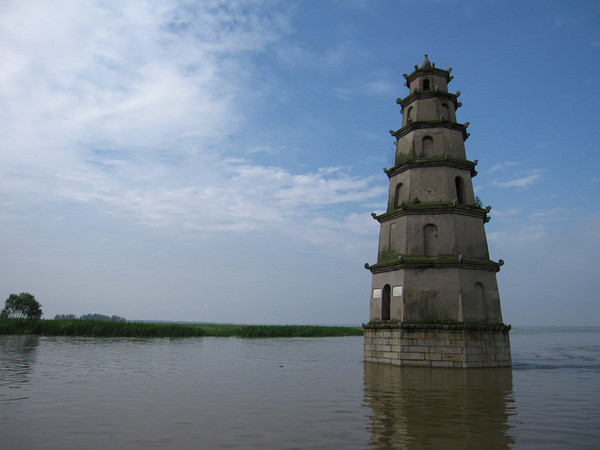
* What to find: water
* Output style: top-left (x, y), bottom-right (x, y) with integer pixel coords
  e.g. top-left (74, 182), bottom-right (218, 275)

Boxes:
top-left (1, 328), bottom-right (599, 449)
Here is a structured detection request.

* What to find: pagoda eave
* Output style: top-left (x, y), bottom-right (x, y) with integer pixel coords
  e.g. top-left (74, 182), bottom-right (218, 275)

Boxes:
top-left (403, 67), bottom-right (452, 85)
top-left (365, 256), bottom-right (501, 273)
top-left (384, 157), bottom-right (477, 178)
top-left (372, 203), bottom-right (488, 223)
top-left (390, 121), bottom-right (469, 140)
top-left (397, 91), bottom-right (459, 109)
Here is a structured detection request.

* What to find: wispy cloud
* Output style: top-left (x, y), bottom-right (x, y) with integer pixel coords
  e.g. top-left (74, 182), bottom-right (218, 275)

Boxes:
top-left (529, 207), bottom-right (570, 222)
top-left (487, 225), bottom-right (548, 248)
top-left (365, 79), bottom-right (396, 96)
top-left (275, 40), bottom-right (366, 74)
top-left (492, 169), bottom-right (544, 189)
top-left (488, 161), bottom-right (519, 173)
top-left (1, 1), bottom-right (284, 169)
top-left (490, 208), bottom-right (522, 219)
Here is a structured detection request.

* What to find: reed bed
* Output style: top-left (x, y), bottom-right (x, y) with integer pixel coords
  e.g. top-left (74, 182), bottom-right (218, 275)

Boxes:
top-left (0, 319), bottom-right (363, 338)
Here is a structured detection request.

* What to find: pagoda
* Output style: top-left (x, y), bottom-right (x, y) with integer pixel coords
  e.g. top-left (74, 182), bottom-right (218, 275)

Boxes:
top-left (363, 55), bottom-right (511, 368)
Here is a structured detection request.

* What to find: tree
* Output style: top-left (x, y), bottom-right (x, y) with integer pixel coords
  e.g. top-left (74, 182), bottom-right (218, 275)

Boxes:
top-left (54, 314), bottom-right (77, 320)
top-left (80, 313), bottom-right (126, 322)
top-left (1, 293), bottom-right (43, 320)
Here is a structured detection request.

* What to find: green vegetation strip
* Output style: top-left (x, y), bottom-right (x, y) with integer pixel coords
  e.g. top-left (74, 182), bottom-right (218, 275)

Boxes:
top-left (0, 319), bottom-right (363, 338)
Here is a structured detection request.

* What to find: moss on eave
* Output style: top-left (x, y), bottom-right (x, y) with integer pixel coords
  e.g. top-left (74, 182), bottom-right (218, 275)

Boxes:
top-left (403, 67), bottom-right (453, 86)
top-left (365, 255), bottom-right (501, 272)
top-left (375, 202), bottom-right (487, 220)
top-left (385, 156), bottom-right (477, 175)
top-left (397, 90), bottom-right (459, 109)
top-left (390, 121), bottom-right (469, 141)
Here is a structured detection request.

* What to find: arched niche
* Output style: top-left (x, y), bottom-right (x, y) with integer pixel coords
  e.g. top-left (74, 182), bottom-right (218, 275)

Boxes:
top-left (441, 103), bottom-right (450, 121)
top-left (389, 223), bottom-right (396, 251)
top-left (394, 183), bottom-right (403, 208)
top-left (474, 282), bottom-right (487, 321)
top-left (382, 284), bottom-right (391, 321)
top-left (406, 106), bottom-right (414, 123)
top-left (422, 136), bottom-right (434, 157)
top-left (423, 224), bottom-right (438, 256)
top-left (455, 176), bottom-right (465, 204)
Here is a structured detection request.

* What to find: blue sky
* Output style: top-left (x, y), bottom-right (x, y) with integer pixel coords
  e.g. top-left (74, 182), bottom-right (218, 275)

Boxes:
top-left (1, 0), bottom-right (599, 325)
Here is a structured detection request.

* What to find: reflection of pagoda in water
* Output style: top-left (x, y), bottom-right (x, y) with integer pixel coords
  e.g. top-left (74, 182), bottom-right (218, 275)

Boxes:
top-left (363, 364), bottom-right (515, 447)
top-left (363, 55), bottom-right (511, 367)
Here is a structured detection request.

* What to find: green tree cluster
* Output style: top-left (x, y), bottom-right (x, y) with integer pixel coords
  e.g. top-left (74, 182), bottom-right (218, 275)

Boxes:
top-left (54, 313), bottom-right (127, 322)
top-left (1, 293), bottom-right (43, 320)
top-left (54, 314), bottom-right (77, 320)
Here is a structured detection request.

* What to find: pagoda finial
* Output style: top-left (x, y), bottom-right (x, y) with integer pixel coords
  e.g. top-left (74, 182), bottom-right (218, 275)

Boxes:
top-left (421, 54), bottom-right (431, 68)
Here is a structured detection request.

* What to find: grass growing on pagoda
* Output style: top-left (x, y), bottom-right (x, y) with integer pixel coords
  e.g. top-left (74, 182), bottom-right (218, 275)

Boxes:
top-left (0, 319), bottom-right (363, 338)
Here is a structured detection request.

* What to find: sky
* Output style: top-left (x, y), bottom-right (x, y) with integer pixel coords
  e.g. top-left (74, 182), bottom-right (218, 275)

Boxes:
top-left (1, 0), bottom-right (599, 326)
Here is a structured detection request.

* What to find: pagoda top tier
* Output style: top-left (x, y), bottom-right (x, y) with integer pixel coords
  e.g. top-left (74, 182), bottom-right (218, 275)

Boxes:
top-left (403, 54), bottom-right (454, 92)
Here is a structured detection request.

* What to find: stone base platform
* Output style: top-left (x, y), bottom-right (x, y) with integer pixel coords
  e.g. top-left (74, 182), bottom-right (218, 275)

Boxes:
top-left (363, 322), bottom-right (511, 368)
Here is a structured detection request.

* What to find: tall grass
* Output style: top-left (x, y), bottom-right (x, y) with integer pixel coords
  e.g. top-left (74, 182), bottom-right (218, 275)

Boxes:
top-left (0, 319), bottom-right (363, 338)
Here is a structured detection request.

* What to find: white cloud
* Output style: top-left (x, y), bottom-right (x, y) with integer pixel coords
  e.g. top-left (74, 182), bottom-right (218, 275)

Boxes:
top-left (487, 206), bottom-right (572, 251)
top-left (276, 40), bottom-right (366, 73)
top-left (487, 223), bottom-right (549, 250)
top-left (490, 208), bottom-right (522, 221)
top-left (529, 207), bottom-right (570, 222)
top-left (488, 161), bottom-right (519, 173)
top-left (492, 169), bottom-right (544, 188)
top-left (365, 79), bottom-right (396, 96)
top-left (0, 0), bottom-right (286, 170)
top-left (2, 1), bottom-right (377, 231)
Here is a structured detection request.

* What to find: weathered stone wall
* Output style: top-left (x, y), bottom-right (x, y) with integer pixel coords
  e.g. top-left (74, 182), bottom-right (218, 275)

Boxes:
top-left (369, 267), bottom-right (502, 323)
top-left (363, 323), bottom-right (511, 368)
top-left (388, 166), bottom-right (475, 206)
top-left (396, 128), bottom-right (466, 161)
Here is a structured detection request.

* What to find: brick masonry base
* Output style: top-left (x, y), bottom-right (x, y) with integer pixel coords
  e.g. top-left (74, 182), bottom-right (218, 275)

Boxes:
top-left (363, 323), bottom-right (511, 368)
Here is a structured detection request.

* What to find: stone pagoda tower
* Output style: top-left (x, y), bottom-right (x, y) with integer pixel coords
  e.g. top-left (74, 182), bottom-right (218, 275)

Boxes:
top-left (363, 55), bottom-right (511, 368)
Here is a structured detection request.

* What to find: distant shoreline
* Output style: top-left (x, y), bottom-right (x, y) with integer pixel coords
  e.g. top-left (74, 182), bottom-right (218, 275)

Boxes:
top-left (0, 319), bottom-right (364, 338)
